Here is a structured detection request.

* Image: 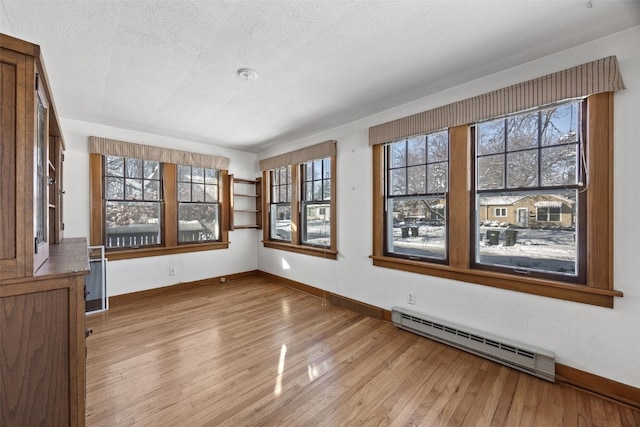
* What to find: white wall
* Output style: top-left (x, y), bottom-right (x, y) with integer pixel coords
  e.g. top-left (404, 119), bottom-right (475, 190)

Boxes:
top-left (257, 27), bottom-right (640, 388)
top-left (61, 119), bottom-right (260, 296)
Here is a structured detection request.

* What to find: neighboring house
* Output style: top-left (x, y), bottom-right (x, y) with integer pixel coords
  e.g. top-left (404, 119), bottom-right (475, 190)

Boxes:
top-left (479, 194), bottom-right (574, 228)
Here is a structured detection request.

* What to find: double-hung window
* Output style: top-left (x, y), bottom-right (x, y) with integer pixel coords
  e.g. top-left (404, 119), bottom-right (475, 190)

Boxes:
top-left (89, 137), bottom-right (230, 260)
top-left (177, 165), bottom-right (220, 243)
top-left (474, 100), bottom-right (584, 282)
top-left (269, 166), bottom-right (292, 242)
top-left (301, 158), bottom-right (331, 247)
top-left (385, 131), bottom-right (448, 261)
top-left (370, 56), bottom-right (624, 307)
top-left (260, 140), bottom-right (337, 259)
top-left (104, 155), bottom-right (162, 249)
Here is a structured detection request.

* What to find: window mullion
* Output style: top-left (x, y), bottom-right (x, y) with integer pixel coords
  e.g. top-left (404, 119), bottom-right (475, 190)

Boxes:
top-left (290, 165), bottom-right (299, 245)
top-left (585, 92), bottom-right (613, 290)
top-left (449, 124), bottom-right (471, 269)
top-left (163, 163), bottom-right (178, 247)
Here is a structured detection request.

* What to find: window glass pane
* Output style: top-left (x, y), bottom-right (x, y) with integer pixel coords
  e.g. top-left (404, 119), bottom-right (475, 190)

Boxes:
top-left (407, 166), bottom-right (426, 194)
top-left (191, 167), bottom-right (204, 183)
top-left (125, 178), bottom-right (143, 200)
top-left (279, 167), bottom-right (288, 184)
top-left (391, 141), bottom-right (406, 168)
top-left (177, 165), bottom-right (191, 181)
top-left (542, 103), bottom-right (579, 146)
top-left (178, 182), bottom-right (191, 202)
top-left (178, 203), bottom-right (219, 243)
top-left (144, 180), bottom-right (160, 201)
top-left (507, 114), bottom-right (538, 151)
top-left (105, 156), bottom-right (124, 177)
top-left (313, 181), bottom-right (323, 200)
top-left (301, 202), bottom-right (330, 247)
top-left (323, 158), bottom-right (331, 178)
top-left (506, 150), bottom-right (538, 188)
top-left (427, 163), bottom-right (447, 193)
top-left (323, 179), bottom-right (331, 200)
top-left (270, 205), bottom-right (291, 241)
top-left (477, 120), bottom-right (504, 155)
top-left (105, 201), bottom-right (161, 248)
top-left (407, 136), bottom-right (426, 166)
top-left (144, 160), bottom-right (160, 180)
top-left (125, 158), bottom-right (143, 178)
top-left (477, 155), bottom-right (504, 190)
top-left (477, 190), bottom-right (577, 277)
top-left (272, 170), bottom-right (280, 186)
top-left (305, 182), bottom-right (313, 201)
top-left (205, 184), bottom-right (218, 203)
top-left (192, 183), bottom-right (205, 202)
top-left (205, 169), bottom-right (217, 184)
top-left (427, 132), bottom-right (448, 162)
top-left (390, 169), bottom-right (406, 196)
top-left (106, 177), bottom-right (124, 200)
top-left (279, 186), bottom-right (287, 202)
top-left (313, 159), bottom-right (323, 179)
top-left (541, 145), bottom-right (578, 186)
top-left (387, 197), bottom-right (446, 260)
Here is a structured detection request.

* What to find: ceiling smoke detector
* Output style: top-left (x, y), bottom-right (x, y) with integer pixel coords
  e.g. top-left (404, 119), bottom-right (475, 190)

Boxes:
top-left (237, 68), bottom-right (258, 81)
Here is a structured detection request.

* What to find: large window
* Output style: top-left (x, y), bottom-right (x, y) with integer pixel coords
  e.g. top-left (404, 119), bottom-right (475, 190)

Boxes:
top-left (474, 101), bottom-right (583, 281)
top-left (177, 165), bottom-right (220, 243)
top-left (370, 56), bottom-right (624, 307)
top-left (104, 156), bottom-right (162, 249)
top-left (269, 166), bottom-right (292, 242)
top-left (260, 140), bottom-right (337, 259)
top-left (385, 130), bottom-right (448, 261)
top-left (90, 137), bottom-right (230, 260)
top-left (301, 158), bottom-right (331, 247)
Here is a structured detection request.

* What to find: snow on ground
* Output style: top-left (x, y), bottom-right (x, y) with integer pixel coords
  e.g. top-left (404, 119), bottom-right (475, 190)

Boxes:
top-left (392, 225), bottom-right (577, 275)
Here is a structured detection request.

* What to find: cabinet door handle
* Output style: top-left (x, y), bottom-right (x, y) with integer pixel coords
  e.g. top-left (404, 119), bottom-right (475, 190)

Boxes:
top-left (85, 328), bottom-right (93, 338)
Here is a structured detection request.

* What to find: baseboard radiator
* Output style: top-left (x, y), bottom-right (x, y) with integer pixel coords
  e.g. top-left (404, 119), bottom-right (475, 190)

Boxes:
top-left (391, 307), bottom-right (555, 382)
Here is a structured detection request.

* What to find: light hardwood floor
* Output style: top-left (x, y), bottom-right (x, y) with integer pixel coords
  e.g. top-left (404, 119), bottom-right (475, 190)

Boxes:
top-left (86, 277), bottom-right (640, 426)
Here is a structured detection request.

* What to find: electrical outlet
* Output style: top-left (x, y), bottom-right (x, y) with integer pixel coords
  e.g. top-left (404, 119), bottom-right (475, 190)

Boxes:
top-left (407, 292), bottom-right (416, 305)
top-left (169, 267), bottom-right (176, 276)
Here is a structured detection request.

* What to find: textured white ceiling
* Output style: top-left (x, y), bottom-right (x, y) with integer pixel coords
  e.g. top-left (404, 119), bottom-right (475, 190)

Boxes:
top-left (1, 1), bottom-right (639, 152)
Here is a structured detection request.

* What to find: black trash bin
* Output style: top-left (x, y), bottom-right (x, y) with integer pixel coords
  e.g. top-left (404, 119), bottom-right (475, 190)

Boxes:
top-left (411, 226), bottom-right (419, 237)
top-left (504, 229), bottom-right (518, 246)
top-left (401, 226), bottom-right (409, 238)
top-left (486, 230), bottom-right (500, 245)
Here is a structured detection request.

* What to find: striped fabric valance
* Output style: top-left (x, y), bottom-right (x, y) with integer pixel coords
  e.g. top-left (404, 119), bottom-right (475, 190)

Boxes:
top-left (259, 140), bottom-right (336, 171)
top-left (89, 136), bottom-right (230, 169)
top-left (369, 56), bottom-right (625, 146)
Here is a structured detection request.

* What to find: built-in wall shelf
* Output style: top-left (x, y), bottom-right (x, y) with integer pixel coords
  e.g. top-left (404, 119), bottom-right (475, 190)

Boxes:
top-left (229, 175), bottom-right (262, 230)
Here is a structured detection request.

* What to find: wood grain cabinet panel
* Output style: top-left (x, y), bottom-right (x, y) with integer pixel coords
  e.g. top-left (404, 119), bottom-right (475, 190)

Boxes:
top-left (1, 33), bottom-right (88, 426)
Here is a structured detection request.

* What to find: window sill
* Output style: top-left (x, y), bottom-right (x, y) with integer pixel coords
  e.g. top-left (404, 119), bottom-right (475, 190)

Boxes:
top-left (370, 255), bottom-right (622, 308)
top-left (263, 241), bottom-right (338, 260)
top-left (105, 242), bottom-right (229, 261)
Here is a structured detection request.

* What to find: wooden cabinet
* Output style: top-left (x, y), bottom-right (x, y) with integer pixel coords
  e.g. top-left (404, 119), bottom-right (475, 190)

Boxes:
top-left (1, 33), bottom-right (66, 279)
top-left (0, 34), bottom-right (88, 426)
top-left (229, 175), bottom-right (262, 230)
top-left (1, 239), bottom-right (89, 426)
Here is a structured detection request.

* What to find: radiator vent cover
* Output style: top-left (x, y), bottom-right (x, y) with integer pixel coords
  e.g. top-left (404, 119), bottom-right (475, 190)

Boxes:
top-left (391, 307), bottom-right (555, 382)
